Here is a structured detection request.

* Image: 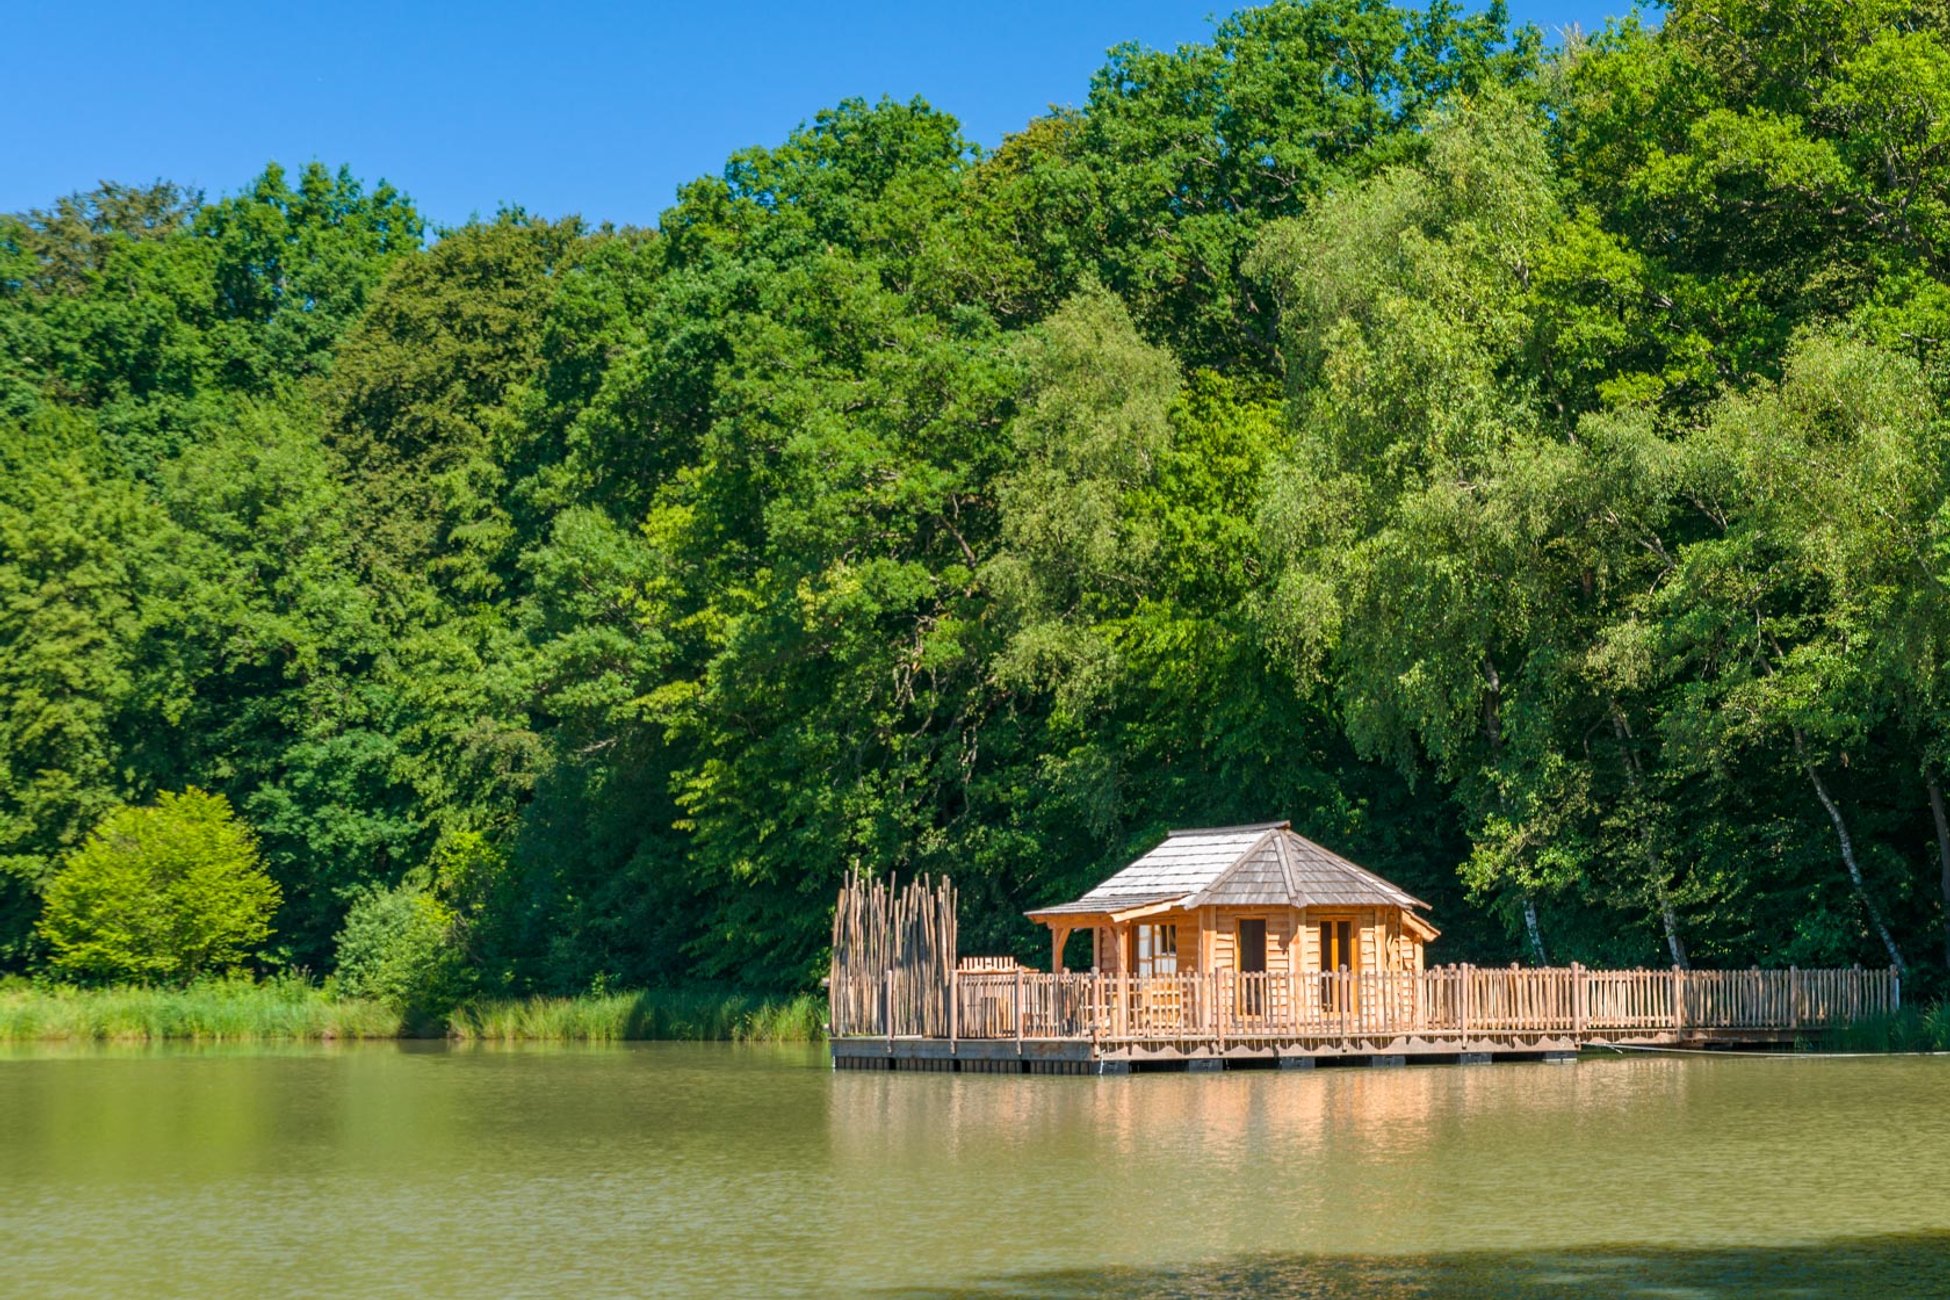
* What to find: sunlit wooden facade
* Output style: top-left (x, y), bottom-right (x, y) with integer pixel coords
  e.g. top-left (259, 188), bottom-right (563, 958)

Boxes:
top-left (1023, 822), bottom-right (1438, 988)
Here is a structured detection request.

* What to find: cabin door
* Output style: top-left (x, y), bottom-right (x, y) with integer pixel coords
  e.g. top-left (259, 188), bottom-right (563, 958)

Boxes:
top-left (1237, 918), bottom-right (1267, 1017)
top-left (1317, 919), bottom-right (1356, 1013)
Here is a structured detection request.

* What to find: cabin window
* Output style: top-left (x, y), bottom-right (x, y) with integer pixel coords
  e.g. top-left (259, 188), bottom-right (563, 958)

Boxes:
top-left (1317, 919), bottom-right (1355, 973)
top-left (1318, 918), bottom-right (1356, 1012)
top-left (1237, 919), bottom-right (1267, 973)
top-left (1236, 918), bottom-right (1269, 1015)
top-left (1134, 923), bottom-right (1178, 977)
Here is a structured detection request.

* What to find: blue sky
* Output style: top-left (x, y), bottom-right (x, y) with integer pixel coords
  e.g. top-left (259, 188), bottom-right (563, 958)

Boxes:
top-left (9, 1), bottom-right (1637, 229)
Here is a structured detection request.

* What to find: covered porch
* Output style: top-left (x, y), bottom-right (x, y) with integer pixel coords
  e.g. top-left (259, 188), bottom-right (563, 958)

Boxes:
top-left (1032, 895), bottom-right (1185, 977)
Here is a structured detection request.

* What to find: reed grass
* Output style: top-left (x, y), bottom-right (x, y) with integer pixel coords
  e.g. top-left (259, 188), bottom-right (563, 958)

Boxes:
top-left (0, 980), bottom-right (826, 1044)
top-left (1816, 1003), bottom-right (1950, 1054)
top-left (0, 977), bottom-right (402, 1043)
top-left (446, 990), bottom-right (826, 1043)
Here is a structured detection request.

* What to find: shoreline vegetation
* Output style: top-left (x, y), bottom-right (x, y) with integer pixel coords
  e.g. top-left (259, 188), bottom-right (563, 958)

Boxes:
top-left (1826, 1007), bottom-right (1950, 1055)
top-left (0, 980), bottom-right (826, 1044)
top-left (7, 977), bottom-right (1949, 1053)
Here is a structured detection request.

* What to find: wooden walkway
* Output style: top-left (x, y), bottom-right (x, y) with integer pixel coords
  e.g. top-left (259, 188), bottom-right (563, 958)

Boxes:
top-left (829, 965), bottom-right (1900, 1074)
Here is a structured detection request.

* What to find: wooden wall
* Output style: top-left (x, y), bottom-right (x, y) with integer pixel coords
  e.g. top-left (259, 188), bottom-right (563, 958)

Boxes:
top-left (1208, 909), bottom-right (1232, 973)
top-left (1287, 906), bottom-right (1423, 976)
top-left (1200, 908), bottom-right (1302, 975)
top-left (1084, 905), bottom-right (1426, 975)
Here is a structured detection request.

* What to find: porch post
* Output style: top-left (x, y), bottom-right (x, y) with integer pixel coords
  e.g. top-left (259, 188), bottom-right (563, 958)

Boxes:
top-left (1113, 923), bottom-right (1129, 1039)
top-left (1051, 924), bottom-right (1071, 974)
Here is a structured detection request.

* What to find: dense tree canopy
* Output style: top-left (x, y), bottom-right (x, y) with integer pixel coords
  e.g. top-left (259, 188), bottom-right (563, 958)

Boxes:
top-left (5, 0), bottom-right (1950, 994)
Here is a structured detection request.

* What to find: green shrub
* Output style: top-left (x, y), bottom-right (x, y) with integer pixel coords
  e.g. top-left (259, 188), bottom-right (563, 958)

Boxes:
top-left (332, 879), bottom-right (472, 1023)
top-left (37, 789), bottom-right (281, 984)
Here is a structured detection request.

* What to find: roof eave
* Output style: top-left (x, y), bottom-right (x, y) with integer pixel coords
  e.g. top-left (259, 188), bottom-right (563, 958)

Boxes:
top-left (1401, 909), bottom-right (1441, 942)
top-left (1024, 895), bottom-right (1189, 925)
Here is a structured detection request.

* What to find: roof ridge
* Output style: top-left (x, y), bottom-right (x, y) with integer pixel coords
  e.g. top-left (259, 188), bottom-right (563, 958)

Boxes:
top-left (1272, 831), bottom-right (1300, 901)
top-left (1283, 828), bottom-right (1430, 910)
top-left (1166, 820), bottom-right (1291, 838)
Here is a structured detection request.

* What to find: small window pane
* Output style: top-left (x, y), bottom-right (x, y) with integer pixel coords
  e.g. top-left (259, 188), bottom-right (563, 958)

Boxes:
top-left (1135, 923), bottom-right (1179, 977)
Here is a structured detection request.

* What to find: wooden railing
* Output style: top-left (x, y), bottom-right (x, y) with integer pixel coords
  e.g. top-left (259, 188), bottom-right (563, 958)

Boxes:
top-left (834, 964), bottom-right (1899, 1043)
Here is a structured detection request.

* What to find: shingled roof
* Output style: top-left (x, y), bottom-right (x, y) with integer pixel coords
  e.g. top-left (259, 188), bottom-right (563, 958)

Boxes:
top-left (1025, 821), bottom-right (1430, 919)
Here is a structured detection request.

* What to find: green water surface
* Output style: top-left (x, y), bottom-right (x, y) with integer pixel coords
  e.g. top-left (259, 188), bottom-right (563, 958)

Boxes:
top-left (2, 1044), bottom-right (1947, 1296)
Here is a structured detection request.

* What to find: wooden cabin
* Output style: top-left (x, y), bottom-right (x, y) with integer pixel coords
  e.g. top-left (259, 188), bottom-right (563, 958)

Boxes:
top-left (1025, 821), bottom-right (1438, 979)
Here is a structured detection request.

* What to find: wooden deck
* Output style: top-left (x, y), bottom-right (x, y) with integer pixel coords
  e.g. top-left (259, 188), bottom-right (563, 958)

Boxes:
top-left (829, 965), bottom-right (1899, 1074)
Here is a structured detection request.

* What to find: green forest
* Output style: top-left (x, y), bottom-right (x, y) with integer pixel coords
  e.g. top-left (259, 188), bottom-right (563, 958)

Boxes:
top-left (6, 0), bottom-right (1950, 1006)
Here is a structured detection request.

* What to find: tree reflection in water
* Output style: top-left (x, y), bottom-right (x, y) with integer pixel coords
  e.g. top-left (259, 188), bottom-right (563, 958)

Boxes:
top-left (898, 1234), bottom-right (1950, 1298)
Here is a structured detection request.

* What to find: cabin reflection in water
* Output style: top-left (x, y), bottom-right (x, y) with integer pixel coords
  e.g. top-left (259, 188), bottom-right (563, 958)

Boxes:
top-left (822, 1050), bottom-right (1634, 1200)
top-left (826, 820), bottom-right (1901, 1073)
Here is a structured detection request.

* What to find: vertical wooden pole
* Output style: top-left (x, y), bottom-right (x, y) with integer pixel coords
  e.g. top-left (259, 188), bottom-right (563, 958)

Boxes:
top-left (1014, 965), bottom-right (1024, 1051)
top-left (1091, 968), bottom-right (1101, 1054)
top-left (1671, 965), bottom-right (1685, 1035)
top-left (948, 966), bottom-right (958, 1055)
top-left (1572, 962), bottom-right (1585, 1036)
top-left (1216, 969), bottom-right (1226, 1052)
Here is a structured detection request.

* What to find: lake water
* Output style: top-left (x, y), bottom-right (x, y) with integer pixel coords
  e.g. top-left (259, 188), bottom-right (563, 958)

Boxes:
top-left (3, 1043), bottom-right (1948, 1297)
